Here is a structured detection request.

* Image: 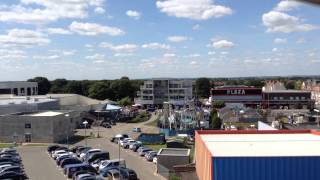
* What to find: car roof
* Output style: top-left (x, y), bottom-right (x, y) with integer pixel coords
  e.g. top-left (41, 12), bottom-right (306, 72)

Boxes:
top-left (64, 163), bottom-right (86, 168)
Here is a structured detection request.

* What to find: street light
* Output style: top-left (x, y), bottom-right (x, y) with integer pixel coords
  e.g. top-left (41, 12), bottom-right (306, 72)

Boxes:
top-left (83, 121), bottom-right (88, 147)
top-left (115, 134), bottom-right (123, 177)
top-left (65, 114), bottom-right (70, 149)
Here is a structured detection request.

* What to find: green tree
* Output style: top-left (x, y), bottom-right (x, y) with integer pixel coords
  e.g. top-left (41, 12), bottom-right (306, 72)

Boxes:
top-left (244, 80), bottom-right (265, 88)
top-left (50, 78), bottom-right (68, 93)
top-left (211, 109), bottom-right (222, 129)
top-left (212, 100), bottom-right (225, 109)
top-left (284, 80), bottom-right (295, 89)
top-left (111, 77), bottom-right (135, 100)
top-left (65, 81), bottom-right (84, 95)
top-left (294, 80), bottom-right (302, 90)
top-left (117, 96), bottom-right (133, 106)
top-left (195, 78), bottom-right (211, 98)
top-left (88, 81), bottom-right (115, 100)
top-left (28, 77), bottom-right (51, 95)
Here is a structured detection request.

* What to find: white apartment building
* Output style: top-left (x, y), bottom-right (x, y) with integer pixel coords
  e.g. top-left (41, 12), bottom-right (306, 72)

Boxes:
top-left (134, 78), bottom-right (193, 107)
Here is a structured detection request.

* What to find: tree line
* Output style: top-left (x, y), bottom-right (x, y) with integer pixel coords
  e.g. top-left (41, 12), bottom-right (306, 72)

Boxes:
top-left (27, 76), bottom-right (143, 102)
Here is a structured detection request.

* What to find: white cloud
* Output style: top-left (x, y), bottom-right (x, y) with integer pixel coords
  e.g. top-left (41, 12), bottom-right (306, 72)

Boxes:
top-left (208, 51), bottom-right (216, 55)
top-left (184, 54), bottom-right (200, 58)
top-left (85, 44), bottom-right (93, 48)
top-left (126, 10), bottom-right (141, 20)
top-left (193, 24), bottom-right (200, 30)
top-left (273, 38), bottom-right (287, 44)
top-left (69, 21), bottom-right (125, 36)
top-left (274, 0), bottom-right (301, 12)
top-left (167, 36), bottom-right (189, 42)
top-left (47, 28), bottom-right (72, 35)
top-left (33, 54), bottom-right (60, 60)
top-left (142, 42), bottom-right (170, 50)
top-left (114, 53), bottom-right (134, 57)
top-left (0, 0), bottom-right (105, 24)
top-left (209, 39), bottom-right (234, 49)
top-left (62, 50), bottom-right (76, 56)
top-left (296, 37), bottom-right (305, 44)
top-left (156, 0), bottom-right (233, 20)
top-left (163, 53), bottom-right (176, 58)
top-left (86, 53), bottom-right (105, 60)
top-left (94, 7), bottom-right (105, 14)
top-left (220, 51), bottom-right (229, 55)
top-left (190, 61), bottom-right (198, 65)
top-left (93, 60), bottom-right (105, 64)
top-left (262, 11), bottom-right (318, 33)
top-left (0, 49), bottom-right (27, 60)
top-left (272, 48), bottom-right (278, 52)
top-left (0, 28), bottom-right (50, 47)
top-left (100, 42), bottom-right (138, 52)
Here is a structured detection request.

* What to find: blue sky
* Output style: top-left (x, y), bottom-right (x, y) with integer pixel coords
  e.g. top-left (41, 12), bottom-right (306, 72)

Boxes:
top-left (0, 0), bottom-right (319, 80)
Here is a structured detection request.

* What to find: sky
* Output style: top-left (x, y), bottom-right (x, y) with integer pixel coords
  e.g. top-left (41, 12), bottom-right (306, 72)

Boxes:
top-left (0, 0), bottom-right (320, 81)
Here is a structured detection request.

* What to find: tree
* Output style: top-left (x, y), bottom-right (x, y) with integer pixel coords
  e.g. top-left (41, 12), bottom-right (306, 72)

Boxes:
top-left (50, 78), bottom-right (68, 93)
top-left (28, 77), bottom-right (51, 95)
top-left (118, 96), bottom-right (133, 106)
top-left (294, 80), bottom-right (302, 90)
top-left (65, 81), bottom-right (84, 95)
top-left (88, 81), bottom-right (115, 100)
top-left (111, 77), bottom-right (135, 100)
top-left (211, 109), bottom-right (222, 129)
top-left (212, 100), bottom-right (225, 109)
top-left (195, 78), bottom-right (211, 98)
top-left (244, 80), bottom-right (265, 88)
top-left (284, 80), bottom-right (295, 89)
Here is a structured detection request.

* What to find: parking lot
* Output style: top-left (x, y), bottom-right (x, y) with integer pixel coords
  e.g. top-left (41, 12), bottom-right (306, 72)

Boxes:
top-left (17, 115), bottom-right (164, 180)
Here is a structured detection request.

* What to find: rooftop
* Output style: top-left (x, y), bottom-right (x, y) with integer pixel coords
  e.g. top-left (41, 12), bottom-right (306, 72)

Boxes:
top-left (263, 89), bottom-right (311, 93)
top-left (26, 111), bottom-right (64, 117)
top-left (197, 130), bottom-right (320, 157)
top-left (0, 97), bottom-right (57, 105)
top-left (158, 148), bottom-right (190, 156)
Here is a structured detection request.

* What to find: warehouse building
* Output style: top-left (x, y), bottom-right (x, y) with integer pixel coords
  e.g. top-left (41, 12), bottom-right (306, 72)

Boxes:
top-left (195, 130), bottom-right (320, 180)
top-left (0, 111), bottom-right (81, 143)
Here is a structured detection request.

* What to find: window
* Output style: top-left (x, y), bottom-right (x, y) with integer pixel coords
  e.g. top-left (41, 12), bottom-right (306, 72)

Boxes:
top-left (290, 97), bottom-right (294, 100)
top-left (279, 97), bottom-right (284, 100)
top-left (295, 97), bottom-right (299, 100)
top-left (301, 97), bottom-right (306, 100)
top-left (25, 123), bottom-right (31, 128)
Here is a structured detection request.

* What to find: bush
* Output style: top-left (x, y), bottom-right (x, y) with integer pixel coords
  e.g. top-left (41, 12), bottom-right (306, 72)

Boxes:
top-left (131, 111), bottom-right (149, 123)
top-left (117, 96), bottom-right (133, 106)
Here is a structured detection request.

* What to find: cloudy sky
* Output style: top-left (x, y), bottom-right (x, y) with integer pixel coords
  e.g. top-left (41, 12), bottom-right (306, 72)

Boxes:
top-left (0, 0), bottom-right (319, 80)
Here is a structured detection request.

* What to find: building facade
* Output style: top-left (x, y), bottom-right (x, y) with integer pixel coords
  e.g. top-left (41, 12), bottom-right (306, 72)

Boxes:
top-left (0, 111), bottom-right (80, 143)
top-left (302, 79), bottom-right (320, 106)
top-left (0, 81), bottom-right (38, 96)
top-left (211, 86), bottom-right (262, 107)
top-left (195, 130), bottom-right (320, 180)
top-left (135, 79), bottom-right (193, 107)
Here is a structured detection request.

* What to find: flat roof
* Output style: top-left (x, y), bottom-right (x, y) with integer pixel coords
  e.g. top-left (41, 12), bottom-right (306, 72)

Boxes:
top-left (198, 130), bottom-right (320, 157)
top-left (159, 148), bottom-right (190, 156)
top-left (263, 90), bottom-right (310, 93)
top-left (0, 98), bottom-right (56, 105)
top-left (28, 111), bottom-right (64, 116)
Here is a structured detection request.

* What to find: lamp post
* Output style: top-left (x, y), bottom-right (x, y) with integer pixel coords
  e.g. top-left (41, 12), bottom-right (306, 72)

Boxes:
top-left (314, 109), bottom-right (320, 127)
top-left (83, 121), bottom-right (88, 147)
top-left (115, 134), bottom-right (123, 177)
top-left (65, 114), bottom-right (70, 149)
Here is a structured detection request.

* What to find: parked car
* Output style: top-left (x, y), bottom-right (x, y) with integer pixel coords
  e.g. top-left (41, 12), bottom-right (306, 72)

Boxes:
top-left (60, 158), bottom-right (82, 168)
top-left (138, 148), bottom-right (152, 156)
top-left (72, 171), bottom-right (93, 180)
top-left (77, 147), bottom-right (91, 157)
top-left (132, 127), bottom-right (141, 133)
top-left (0, 157), bottom-right (21, 164)
top-left (65, 164), bottom-right (97, 179)
top-left (98, 159), bottom-right (126, 172)
top-left (0, 171), bottom-right (28, 179)
top-left (101, 122), bottom-right (112, 128)
top-left (119, 167), bottom-right (138, 180)
top-left (145, 151), bottom-right (157, 161)
top-left (122, 140), bottom-right (136, 149)
top-left (120, 138), bottom-right (133, 147)
top-left (47, 145), bottom-right (61, 153)
top-left (85, 151), bottom-right (109, 164)
top-left (70, 146), bottom-right (85, 153)
top-left (51, 150), bottom-right (68, 159)
top-left (80, 149), bottom-right (101, 160)
top-left (0, 166), bottom-right (23, 174)
top-left (99, 166), bottom-right (120, 177)
top-left (74, 172), bottom-right (97, 180)
top-left (131, 144), bottom-right (143, 152)
top-left (105, 169), bottom-right (120, 180)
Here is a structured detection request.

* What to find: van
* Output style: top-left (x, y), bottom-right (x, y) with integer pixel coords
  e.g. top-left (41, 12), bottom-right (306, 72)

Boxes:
top-left (85, 151), bottom-right (110, 164)
top-left (98, 159), bottom-right (126, 172)
top-left (64, 163), bottom-right (97, 178)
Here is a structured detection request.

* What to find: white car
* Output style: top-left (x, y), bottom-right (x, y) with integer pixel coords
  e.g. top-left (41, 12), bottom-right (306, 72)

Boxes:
top-left (79, 149), bottom-right (101, 160)
top-left (98, 159), bottom-right (126, 172)
top-left (120, 138), bottom-right (133, 147)
top-left (153, 157), bottom-right (157, 164)
top-left (51, 150), bottom-right (67, 159)
top-left (129, 141), bottom-right (142, 150)
top-left (0, 164), bottom-right (13, 171)
top-left (91, 159), bottom-right (107, 170)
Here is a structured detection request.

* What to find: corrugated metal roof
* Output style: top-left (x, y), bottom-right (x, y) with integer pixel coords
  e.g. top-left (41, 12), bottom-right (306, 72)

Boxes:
top-left (200, 133), bottom-right (320, 157)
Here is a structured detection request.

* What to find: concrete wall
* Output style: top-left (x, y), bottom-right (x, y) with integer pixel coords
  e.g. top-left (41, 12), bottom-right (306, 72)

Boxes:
top-left (0, 111), bottom-right (80, 143)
